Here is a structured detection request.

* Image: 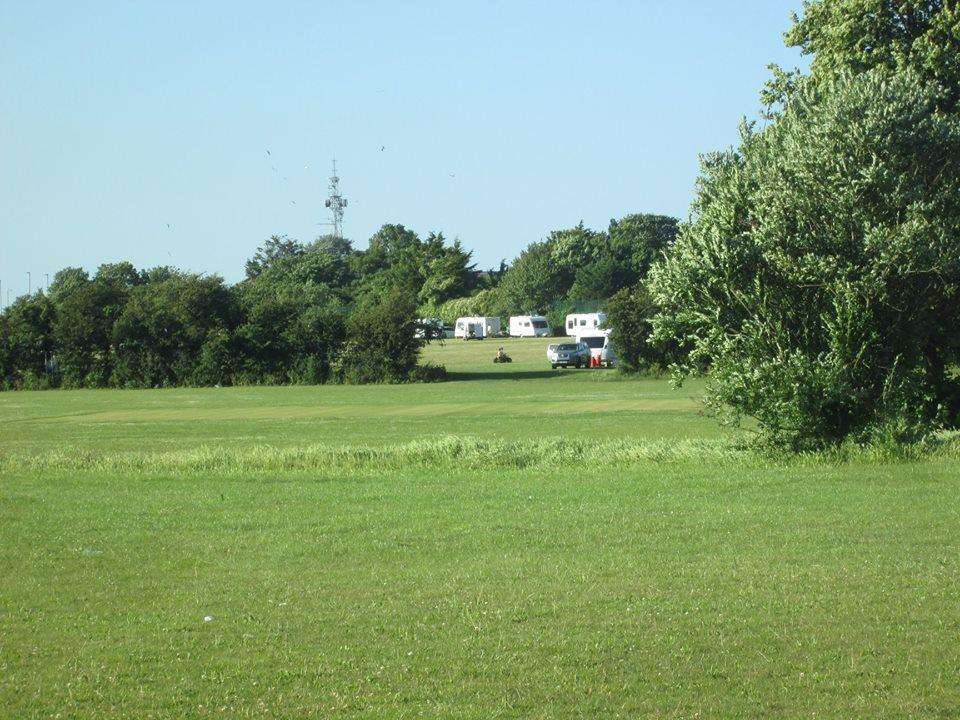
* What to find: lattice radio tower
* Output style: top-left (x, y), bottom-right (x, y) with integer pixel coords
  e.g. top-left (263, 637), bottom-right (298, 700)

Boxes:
top-left (323, 158), bottom-right (348, 238)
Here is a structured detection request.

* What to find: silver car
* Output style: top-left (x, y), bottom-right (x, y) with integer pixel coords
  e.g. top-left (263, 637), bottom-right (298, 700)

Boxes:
top-left (547, 341), bottom-right (590, 369)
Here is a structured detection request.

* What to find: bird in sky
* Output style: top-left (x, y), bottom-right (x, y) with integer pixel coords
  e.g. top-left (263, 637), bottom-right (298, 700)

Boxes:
top-left (380, 145), bottom-right (385, 152)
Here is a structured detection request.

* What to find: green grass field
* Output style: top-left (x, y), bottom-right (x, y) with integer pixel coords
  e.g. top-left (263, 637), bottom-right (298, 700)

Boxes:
top-left (2, 338), bottom-right (958, 718)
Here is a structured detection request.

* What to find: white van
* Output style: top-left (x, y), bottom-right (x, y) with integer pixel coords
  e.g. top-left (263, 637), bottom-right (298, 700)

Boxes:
top-left (509, 315), bottom-right (550, 337)
top-left (565, 312), bottom-right (607, 337)
top-left (577, 332), bottom-right (616, 367)
top-left (455, 316), bottom-right (501, 339)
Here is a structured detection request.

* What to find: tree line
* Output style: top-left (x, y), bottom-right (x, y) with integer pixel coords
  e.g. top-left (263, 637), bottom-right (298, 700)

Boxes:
top-left (0, 215), bottom-right (675, 390)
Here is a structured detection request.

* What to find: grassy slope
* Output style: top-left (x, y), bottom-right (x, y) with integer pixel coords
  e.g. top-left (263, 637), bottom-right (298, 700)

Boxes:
top-left (1, 339), bottom-right (958, 718)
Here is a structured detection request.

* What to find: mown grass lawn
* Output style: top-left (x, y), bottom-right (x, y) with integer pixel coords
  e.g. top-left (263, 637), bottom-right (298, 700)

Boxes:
top-left (1, 339), bottom-right (958, 718)
top-left (0, 339), bottom-right (721, 456)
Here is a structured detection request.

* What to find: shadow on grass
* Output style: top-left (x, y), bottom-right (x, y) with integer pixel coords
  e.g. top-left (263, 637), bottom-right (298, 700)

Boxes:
top-left (444, 369), bottom-right (562, 382)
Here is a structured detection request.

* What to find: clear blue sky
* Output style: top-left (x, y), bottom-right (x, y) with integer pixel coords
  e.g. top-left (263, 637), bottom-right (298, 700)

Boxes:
top-left (0, 1), bottom-right (806, 299)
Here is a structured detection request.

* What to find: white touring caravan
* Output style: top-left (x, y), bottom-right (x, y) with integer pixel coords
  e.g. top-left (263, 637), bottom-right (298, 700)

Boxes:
top-left (565, 312), bottom-right (607, 337)
top-left (455, 316), bottom-right (501, 339)
top-left (509, 315), bottom-right (550, 338)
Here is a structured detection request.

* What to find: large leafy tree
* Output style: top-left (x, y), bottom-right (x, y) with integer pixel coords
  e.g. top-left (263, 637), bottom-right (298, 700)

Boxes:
top-left (339, 285), bottom-right (423, 383)
top-left (245, 235), bottom-right (305, 280)
top-left (94, 261), bottom-right (142, 289)
top-left (607, 214), bottom-right (679, 279)
top-left (417, 233), bottom-right (476, 307)
top-left (47, 267), bottom-right (90, 304)
top-left (234, 269), bottom-right (345, 385)
top-left (113, 274), bottom-right (240, 387)
top-left (356, 225), bottom-right (476, 309)
top-left (357, 224), bottom-right (422, 280)
top-left (256, 247), bottom-right (353, 293)
top-left (764, 0), bottom-right (960, 113)
top-left (308, 234), bottom-right (355, 259)
top-left (568, 214), bottom-right (679, 304)
top-left (3, 294), bottom-right (56, 386)
top-left (0, 313), bottom-right (11, 388)
top-left (568, 257), bottom-right (632, 304)
top-left (497, 241), bottom-right (568, 314)
top-left (548, 223), bottom-right (606, 280)
top-left (786, 1), bottom-right (959, 89)
top-left (650, 67), bottom-right (960, 448)
top-left (54, 275), bottom-right (128, 386)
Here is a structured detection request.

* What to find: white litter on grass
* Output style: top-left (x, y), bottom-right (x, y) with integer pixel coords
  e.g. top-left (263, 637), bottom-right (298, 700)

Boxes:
top-left (203, 616), bottom-right (213, 623)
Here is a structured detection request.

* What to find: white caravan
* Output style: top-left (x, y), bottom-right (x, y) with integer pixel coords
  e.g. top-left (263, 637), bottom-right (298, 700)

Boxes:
top-left (509, 315), bottom-right (550, 338)
top-left (455, 316), bottom-right (501, 339)
top-left (565, 312), bottom-right (607, 337)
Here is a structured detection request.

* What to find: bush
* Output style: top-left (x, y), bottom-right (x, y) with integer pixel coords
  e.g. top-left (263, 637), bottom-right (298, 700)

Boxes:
top-left (192, 328), bottom-right (235, 386)
top-left (113, 275), bottom-right (239, 388)
top-left (606, 284), bottom-right (676, 373)
top-left (234, 277), bottom-right (344, 386)
top-left (4, 294), bottom-right (56, 388)
top-left (54, 277), bottom-right (127, 387)
top-left (649, 68), bottom-right (960, 449)
top-left (338, 287), bottom-right (426, 383)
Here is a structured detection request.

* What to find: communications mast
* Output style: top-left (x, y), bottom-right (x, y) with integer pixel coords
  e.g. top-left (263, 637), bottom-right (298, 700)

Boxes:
top-left (323, 158), bottom-right (348, 238)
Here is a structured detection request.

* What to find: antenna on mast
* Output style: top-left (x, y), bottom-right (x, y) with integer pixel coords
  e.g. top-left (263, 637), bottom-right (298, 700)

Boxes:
top-left (323, 157), bottom-right (348, 238)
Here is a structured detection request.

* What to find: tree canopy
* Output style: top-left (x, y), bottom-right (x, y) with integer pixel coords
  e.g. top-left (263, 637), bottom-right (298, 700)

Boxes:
top-left (648, 0), bottom-right (960, 448)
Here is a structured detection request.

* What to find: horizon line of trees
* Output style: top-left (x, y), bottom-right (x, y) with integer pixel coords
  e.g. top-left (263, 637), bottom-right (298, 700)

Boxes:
top-left (0, 213), bottom-right (678, 390)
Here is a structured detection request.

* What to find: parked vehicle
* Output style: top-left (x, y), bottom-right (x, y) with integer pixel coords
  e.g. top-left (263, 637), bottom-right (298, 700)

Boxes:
top-left (455, 316), bottom-right (501, 339)
top-left (565, 312), bottom-right (607, 337)
top-left (546, 341), bottom-right (591, 369)
top-left (509, 314), bottom-right (551, 337)
top-left (578, 333), bottom-right (616, 367)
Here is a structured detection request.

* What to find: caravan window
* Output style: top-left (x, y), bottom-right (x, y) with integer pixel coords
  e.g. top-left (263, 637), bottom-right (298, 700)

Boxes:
top-left (582, 336), bottom-right (605, 349)
top-left (532, 320), bottom-right (548, 329)
top-left (579, 319), bottom-right (587, 326)
top-left (567, 320), bottom-right (574, 329)
top-left (457, 322), bottom-right (464, 330)
top-left (524, 321), bottom-right (530, 327)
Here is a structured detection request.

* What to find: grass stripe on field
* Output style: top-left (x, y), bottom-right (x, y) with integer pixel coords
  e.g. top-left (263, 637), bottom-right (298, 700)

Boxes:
top-left (3, 434), bottom-right (960, 475)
